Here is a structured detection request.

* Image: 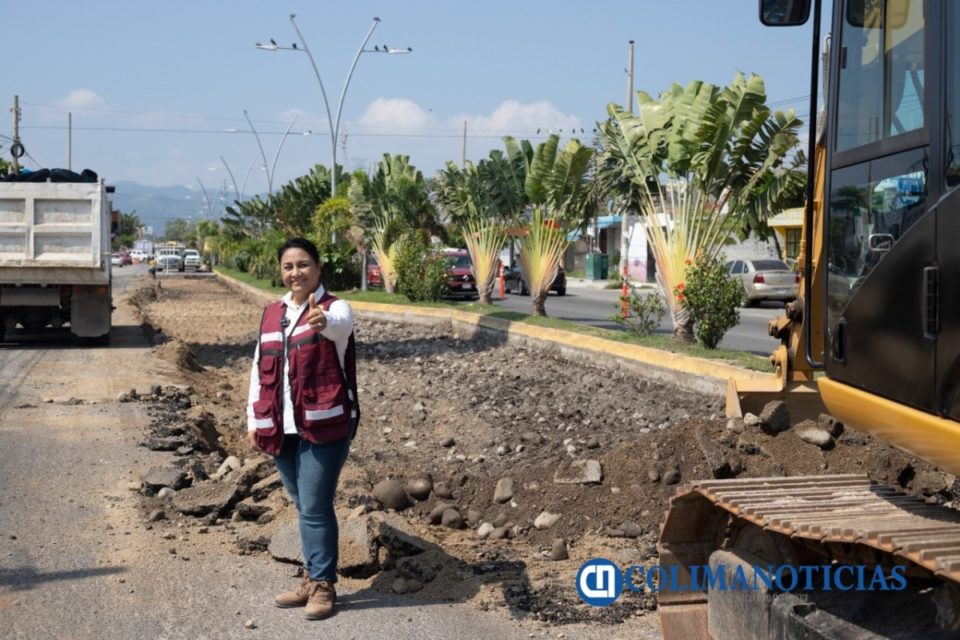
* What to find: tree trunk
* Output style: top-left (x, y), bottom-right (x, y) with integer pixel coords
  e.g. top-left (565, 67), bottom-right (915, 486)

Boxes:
top-left (532, 290), bottom-right (548, 317)
top-left (479, 285), bottom-right (493, 305)
top-left (670, 305), bottom-right (694, 343)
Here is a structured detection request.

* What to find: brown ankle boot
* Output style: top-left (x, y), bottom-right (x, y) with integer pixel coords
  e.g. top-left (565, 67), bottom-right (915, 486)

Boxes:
top-left (304, 580), bottom-right (336, 619)
top-left (274, 574), bottom-right (311, 608)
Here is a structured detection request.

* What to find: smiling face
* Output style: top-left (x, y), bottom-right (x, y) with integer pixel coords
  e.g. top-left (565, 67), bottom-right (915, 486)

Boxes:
top-left (279, 247), bottom-right (321, 304)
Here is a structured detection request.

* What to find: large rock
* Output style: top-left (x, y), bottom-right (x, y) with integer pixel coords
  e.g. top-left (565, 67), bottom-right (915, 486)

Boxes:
top-left (549, 538), bottom-right (569, 561)
top-left (336, 511), bottom-right (430, 578)
top-left (553, 459), bottom-right (603, 484)
top-left (373, 512), bottom-right (429, 557)
top-left (406, 476), bottom-right (433, 501)
top-left (818, 413), bottom-right (845, 438)
top-left (493, 477), bottom-right (514, 503)
top-left (235, 500), bottom-right (271, 519)
top-left (441, 508), bottom-right (465, 530)
top-left (373, 479), bottom-right (412, 511)
top-left (695, 425), bottom-right (734, 479)
top-left (210, 456), bottom-right (242, 481)
top-left (534, 511), bottom-right (561, 530)
top-left (236, 456), bottom-right (274, 489)
top-left (428, 502), bottom-right (456, 525)
top-left (267, 521), bottom-right (302, 564)
top-left (143, 467), bottom-right (188, 491)
top-left (338, 515), bottom-right (379, 577)
top-left (171, 481), bottom-right (241, 516)
top-left (797, 428), bottom-right (834, 450)
top-left (914, 470), bottom-right (949, 496)
top-left (250, 472), bottom-right (283, 501)
top-left (759, 401), bottom-right (791, 434)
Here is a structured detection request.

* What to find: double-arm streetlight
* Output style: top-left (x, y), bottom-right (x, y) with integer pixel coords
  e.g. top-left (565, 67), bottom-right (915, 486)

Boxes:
top-left (256, 14), bottom-right (411, 197)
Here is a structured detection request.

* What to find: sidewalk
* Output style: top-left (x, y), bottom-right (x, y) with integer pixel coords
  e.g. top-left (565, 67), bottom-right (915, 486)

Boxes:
top-left (565, 276), bottom-right (658, 290)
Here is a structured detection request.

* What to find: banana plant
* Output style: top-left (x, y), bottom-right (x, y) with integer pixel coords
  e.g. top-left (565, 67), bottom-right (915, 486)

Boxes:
top-left (603, 72), bottom-right (801, 341)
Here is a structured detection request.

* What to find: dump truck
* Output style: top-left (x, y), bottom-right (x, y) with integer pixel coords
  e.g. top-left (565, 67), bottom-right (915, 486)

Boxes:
top-left (656, 1), bottom-right (960, 638)
top-left (0, 170), bottom-right (114, 343)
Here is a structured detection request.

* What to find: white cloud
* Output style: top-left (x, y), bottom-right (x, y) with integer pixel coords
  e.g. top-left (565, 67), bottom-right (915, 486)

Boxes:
top-left (451, 100), bottom-right (582, 135)
top-left (277, 108), bottom-right (309, 123)
top-left (357, 98), bottom-right (433, 130)
top-left (55, 88), bottom-right (107, 110)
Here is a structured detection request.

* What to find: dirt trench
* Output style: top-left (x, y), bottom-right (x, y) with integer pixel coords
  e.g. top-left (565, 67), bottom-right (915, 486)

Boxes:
top-left (127, 275), bottom-right (959, 628)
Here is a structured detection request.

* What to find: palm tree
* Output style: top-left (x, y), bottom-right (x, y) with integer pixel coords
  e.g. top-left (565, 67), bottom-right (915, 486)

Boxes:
top-left (434, 160), bottom-right (510, 305)
top-left (350, 155), bottom-right (438, 294)
top-left (518, 134), bottom-right (594, 316)
top-left (603, 72), bottom-right (802, 341)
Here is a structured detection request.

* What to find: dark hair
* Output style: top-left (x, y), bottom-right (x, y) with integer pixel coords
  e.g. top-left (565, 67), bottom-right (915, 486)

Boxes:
top-left (277, 237), bottom-right (320, 265)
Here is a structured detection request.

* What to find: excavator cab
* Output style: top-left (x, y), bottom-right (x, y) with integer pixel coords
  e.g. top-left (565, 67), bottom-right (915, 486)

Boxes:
top-left (659, 2), bottom-right (960, 638)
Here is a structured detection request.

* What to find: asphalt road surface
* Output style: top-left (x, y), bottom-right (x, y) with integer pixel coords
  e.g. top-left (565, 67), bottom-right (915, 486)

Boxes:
top-left (1, 267), bottom-right (656, 640)
top-left (480, 280), bottom-right (783, 355)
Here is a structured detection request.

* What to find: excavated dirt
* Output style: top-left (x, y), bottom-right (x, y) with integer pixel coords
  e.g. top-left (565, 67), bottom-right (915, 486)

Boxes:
top-left (127, 275), bottom-right (960, 630)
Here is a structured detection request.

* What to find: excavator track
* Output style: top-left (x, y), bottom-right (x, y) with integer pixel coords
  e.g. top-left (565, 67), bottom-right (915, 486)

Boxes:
top-left (658, 474), bottom-right (960, 639)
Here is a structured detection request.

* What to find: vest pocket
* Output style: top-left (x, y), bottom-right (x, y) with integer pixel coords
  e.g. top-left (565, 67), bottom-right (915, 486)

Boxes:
top-left (258, 354), bottom-right (280, 386)
top-left (302, 399), bottom-right (346, 429)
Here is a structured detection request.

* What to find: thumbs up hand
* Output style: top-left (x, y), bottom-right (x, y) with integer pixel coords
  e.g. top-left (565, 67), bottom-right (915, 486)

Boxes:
top-left (306, 290), bottom-right (327, 332)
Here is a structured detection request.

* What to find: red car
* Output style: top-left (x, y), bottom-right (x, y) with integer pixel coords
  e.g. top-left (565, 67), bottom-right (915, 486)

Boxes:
top-left (366, 255), bottom-right (382, 288)
top-left (442, 250), bottom-right (477, 300)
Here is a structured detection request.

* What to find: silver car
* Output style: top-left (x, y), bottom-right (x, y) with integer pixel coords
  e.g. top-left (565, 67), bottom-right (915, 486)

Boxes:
top-left (725, 258), bottom-right (799, 306)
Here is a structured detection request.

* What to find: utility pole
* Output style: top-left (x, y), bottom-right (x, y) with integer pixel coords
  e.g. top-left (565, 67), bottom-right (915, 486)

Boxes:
top-left (620, 40), bottom-right (635, 285)
top-left (68, 112), bottom-right (72, 170)
top-left (461, 120), bottom-right (467, 168)
top-left (10, 95), bottom-right (21, 174)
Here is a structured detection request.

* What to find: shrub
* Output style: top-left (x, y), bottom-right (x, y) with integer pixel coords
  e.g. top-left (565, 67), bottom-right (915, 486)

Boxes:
top-left (319, 242), bottom-right (361, 292)
top-left (394, 236), bottom-right (448, 302)
top-left (674, 255), bottom-right (744, 348)
top-left (611, 279), bottom-right (666, 336)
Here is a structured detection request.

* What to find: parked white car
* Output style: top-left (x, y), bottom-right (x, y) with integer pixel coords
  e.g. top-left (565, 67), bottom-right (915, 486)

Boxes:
top-left (129, 249), bottom-right (149, 262)
top-left (183, 249), bottom-right (201, 271)
top-left (110, 253), bottom-right (123, 267)
top-left (157, 248), bottom-right (183, 272)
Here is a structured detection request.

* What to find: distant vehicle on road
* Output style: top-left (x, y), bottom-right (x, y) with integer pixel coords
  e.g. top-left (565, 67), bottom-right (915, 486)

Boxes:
top-left (725, 258), bottom-right (799, 306)
top-left (183, 249), bottom-right (201, 271)
top-left (366, 254), bottom-right (382, 288)
top-left (110, 253), bottom-right (124, 268)
top-left (157, 248), bottom-right (183, 272)
top-left (503, 264), bottom-right (567, 296)
top-left (441, 250), bottom-right (478, 300)
top-left (129, 249), bottom-right (149, 263)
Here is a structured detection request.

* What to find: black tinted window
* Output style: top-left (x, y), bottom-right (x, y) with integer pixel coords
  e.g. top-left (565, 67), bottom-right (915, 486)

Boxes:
top-left (752, 260), bottom-right (790, 271)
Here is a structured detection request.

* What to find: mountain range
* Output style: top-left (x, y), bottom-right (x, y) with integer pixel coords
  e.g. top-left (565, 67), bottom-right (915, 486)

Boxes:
top-left (110, 181), bottom-right (255, 237)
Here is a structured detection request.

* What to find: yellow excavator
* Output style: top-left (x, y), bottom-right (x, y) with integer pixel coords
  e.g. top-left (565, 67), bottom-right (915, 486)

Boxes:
top-left (658, 1), bottom-right (960, 638)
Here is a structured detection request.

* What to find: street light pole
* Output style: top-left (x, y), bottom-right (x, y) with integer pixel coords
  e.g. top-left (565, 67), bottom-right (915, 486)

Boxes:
top-left (257, 14), bottom-right (411, 199)
top-left (243, 109), bottom-right (273, 195)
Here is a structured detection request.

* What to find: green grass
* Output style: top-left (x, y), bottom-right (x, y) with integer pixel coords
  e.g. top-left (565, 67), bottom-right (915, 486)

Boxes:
top-left (215, 266), bottom-right (772, 372)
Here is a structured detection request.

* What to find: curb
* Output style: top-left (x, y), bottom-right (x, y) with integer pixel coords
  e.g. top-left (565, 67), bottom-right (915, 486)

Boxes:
top-left (214, 270), bottom-right (774, 398)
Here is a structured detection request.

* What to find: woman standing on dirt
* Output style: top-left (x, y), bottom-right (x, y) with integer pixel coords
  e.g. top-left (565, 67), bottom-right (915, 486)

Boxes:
top-left (246, 236), bottom-right (359, 620)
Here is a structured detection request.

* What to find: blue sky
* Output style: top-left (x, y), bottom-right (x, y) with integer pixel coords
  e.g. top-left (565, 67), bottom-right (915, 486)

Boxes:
top-left (2, 0), bottom-right (824, 210)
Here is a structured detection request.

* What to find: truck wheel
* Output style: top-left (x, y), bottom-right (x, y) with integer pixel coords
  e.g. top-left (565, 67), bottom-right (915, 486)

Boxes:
top-left (76, 333), bottom-right (110, 346)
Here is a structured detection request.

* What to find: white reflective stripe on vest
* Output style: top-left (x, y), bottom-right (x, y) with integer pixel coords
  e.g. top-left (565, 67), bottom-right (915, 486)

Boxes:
top-left (260, 331), bottom-right (284, 344)
top-left (291, 324), bottom-right (313, 339)
top-left (305, 404), bottom-right (345, 421)
top-left (254, 417), bottom-right (274, 429)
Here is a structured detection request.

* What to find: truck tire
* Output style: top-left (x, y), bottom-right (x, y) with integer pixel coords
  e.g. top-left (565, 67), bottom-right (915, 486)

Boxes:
top-left (76, 333), bottom-right (111, 347)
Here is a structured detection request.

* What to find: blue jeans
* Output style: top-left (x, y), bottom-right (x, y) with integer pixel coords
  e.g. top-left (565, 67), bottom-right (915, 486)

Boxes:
top-left (273, 433), bottom-right (351, 583)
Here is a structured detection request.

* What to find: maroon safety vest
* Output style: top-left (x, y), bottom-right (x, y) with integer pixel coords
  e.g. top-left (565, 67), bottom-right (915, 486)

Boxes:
top-left (251, 292), bottom-right (358, 455)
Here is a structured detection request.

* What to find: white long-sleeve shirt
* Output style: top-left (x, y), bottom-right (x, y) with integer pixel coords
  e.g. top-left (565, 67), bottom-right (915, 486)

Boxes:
top-left (246, 285), bottom-right (354, 433)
